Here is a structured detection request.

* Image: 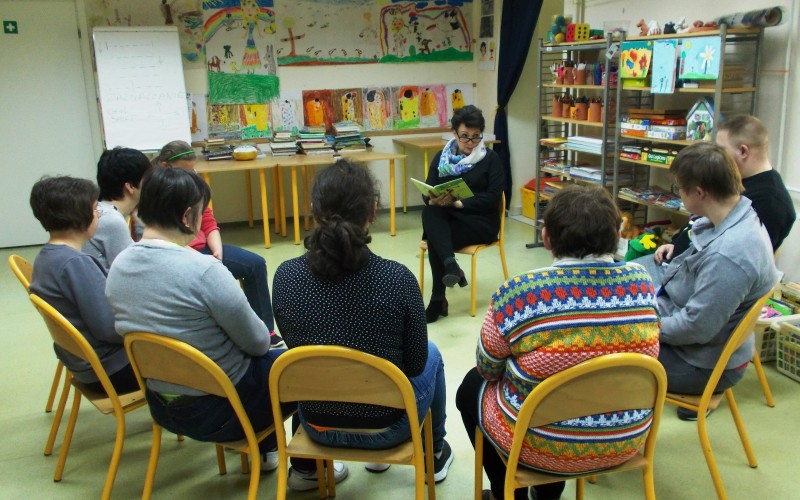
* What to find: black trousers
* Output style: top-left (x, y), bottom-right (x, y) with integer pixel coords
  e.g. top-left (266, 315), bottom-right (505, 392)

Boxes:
top-left (456, 368), bottom-right (566, 500)
top-left (422, 205), bottom-right (495, 300)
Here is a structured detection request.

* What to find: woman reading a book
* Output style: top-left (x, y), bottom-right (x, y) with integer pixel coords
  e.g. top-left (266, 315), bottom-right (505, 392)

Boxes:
top-left (421, 105), bottom-right (504, 323)
top-left (154, 140), bottom-right (283, 348)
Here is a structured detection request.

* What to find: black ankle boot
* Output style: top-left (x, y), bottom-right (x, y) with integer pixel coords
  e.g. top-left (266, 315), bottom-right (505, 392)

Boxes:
top-left (442, 260), bottom-right (465, 288)
top-left (425, 298), bottom-right (449, 323)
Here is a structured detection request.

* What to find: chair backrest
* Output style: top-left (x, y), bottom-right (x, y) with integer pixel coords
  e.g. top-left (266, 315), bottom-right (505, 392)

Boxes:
top-left (123, 332), bottom-right (236, 399)
top-left (269, 346), bottom-right (412, 409)
top-left (700, 284), bottom-right (777, 397)
top-left (29, 293), bottom-right (118, 398)
top-left (507, 353), bottom-right (667, 475)
top-left (9, 254), bottom-right (33, 292)
top-left (497, 192), bottom-right (506, 242)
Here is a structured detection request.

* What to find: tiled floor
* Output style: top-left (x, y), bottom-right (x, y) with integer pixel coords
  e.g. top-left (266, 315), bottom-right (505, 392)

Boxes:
top-left (1, 210), bottom-right (797, 499)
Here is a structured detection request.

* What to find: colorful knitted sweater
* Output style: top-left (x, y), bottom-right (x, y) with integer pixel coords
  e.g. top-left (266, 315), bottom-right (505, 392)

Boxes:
top-left (477, 260), bottom-right (661, 473)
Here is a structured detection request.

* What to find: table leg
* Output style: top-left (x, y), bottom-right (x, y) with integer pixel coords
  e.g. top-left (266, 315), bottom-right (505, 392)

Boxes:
top-left (258, 169), bottom-right (271, 249)
top-left (389, 159), bottom-right (396, 236)
top-left (271, 169), bottom-right (282, 234)
top-left (244, 171), bottom-right (254, 229)
top-left (302, 165), bottom-right (310, 231)
top-left (402, 145), bottom-right (407, 213)
top-left (202, 173), bottom-right (214, 211)
top-left (277, 166), bottom-right (287, 238)
top-left (291, 165), bottom-right (301, 245)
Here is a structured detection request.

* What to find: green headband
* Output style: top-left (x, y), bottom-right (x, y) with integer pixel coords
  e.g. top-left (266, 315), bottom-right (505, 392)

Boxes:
top-left (166, 150), bottom-right (195, 162)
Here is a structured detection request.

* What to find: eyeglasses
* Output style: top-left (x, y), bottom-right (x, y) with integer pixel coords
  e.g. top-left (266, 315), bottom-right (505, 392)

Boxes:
top-left (671, 183), bottom-right (682, 196)
top-left (457, 134), bottom-right (483, 144)
top-left (94, 204), bottom-right (103, 217)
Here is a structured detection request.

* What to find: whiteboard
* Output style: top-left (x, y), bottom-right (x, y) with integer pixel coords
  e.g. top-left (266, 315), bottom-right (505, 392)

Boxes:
top-left (93, 27), bottom-right (191, 151)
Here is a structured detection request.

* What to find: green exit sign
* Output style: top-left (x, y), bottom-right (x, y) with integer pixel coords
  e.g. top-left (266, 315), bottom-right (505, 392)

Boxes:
top-left (4, 20), bottom-right (18, 34)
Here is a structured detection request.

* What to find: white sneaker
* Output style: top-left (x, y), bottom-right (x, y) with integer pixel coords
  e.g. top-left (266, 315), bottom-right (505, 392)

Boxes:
top-left (287, 461), bottom-right (349, 491)
top-left (260, 451), bottom-right (279, 473)
top-left (364, 462), bottom-right (391, 473)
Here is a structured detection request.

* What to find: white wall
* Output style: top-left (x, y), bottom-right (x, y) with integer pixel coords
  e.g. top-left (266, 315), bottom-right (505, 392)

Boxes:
top-left (568, 0), bottom-right (799, 280)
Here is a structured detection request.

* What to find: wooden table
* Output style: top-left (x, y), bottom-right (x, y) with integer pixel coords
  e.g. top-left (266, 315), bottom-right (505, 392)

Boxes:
top-left (195, 151), bottom-right (405, 248)
top-left (392, 135), bottom-right (500, 212)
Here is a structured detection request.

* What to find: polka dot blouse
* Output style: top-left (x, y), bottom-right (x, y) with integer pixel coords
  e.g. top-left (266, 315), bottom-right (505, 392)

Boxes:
top-left (273, 252), bottom-right (428, 429)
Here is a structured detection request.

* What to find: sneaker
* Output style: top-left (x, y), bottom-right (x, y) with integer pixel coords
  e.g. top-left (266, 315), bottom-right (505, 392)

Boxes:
top-left (677, 407), bottom-right (712, 421)
top-left (270, 332), bottom-right (286, 349)
top-left (260, 450), bottom-right (278, 473)
top-left (287, 461), bottom-right (349, 491)
top-left (425, 440), bottom-right (454, 484)
top-left (365, 462), bottom-right (391, 473)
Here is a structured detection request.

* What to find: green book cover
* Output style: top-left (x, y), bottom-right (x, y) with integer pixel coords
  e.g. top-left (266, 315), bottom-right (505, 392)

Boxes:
top-left (411, 178), bottom-right (474, 200)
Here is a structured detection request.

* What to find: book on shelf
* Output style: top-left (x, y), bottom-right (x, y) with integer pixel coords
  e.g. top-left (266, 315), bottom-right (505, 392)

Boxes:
top-left (333, 121), bottom-right (363, 134)
top-left (410, 177), bottom-right (474, 199)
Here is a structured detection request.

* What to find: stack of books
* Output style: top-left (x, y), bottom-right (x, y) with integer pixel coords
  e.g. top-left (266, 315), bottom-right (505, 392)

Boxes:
top-left (566, 136), bottom-right (613, 154)
top-left (297, 126), bottom-right (334, 155)
top-left (203, 138), bottom-right (233, 161)
top-left (618, 186), bottom-right (684, 211)
top-left (331, 121), bottom-right (368, 152)
top-left (268, 130), bottom-right (298, 156)
top-left (620, 112), bottom-right (688, 141)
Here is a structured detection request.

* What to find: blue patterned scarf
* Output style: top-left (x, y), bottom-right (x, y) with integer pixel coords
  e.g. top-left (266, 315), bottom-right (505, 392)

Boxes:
top-left (437, 138), bottom-right (487, 177)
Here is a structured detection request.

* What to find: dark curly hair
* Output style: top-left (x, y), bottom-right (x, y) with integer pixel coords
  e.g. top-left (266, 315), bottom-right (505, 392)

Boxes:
top-left (543, 185), bottom-right (621, 258)
top-left (30, 176), bottom-right (99, 232)
top-left (304, 159), bottom-right (379, 281)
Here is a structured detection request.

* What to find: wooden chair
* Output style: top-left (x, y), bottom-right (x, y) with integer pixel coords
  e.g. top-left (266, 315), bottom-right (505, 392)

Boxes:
top-left (29, 294), bottom-right (147, 500)
top-left (269, 346), bottom-right (436, 500)
top-left (664, 285), bottom-right (776, 500)
top-left (419, 193), bottom-right (509, 316)
top-left (123, 332), bottom-right (299, 500)
top-left (474, 353), bottom-right (667, 500)
top-left (8, 254), bottom-right (67, 415)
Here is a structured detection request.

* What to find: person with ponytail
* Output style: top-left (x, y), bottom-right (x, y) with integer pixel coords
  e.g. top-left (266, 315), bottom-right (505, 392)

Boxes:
top-left (272, 159), bottom-right (454, 483)
top-left (154, 140), bottom-right (282, 348)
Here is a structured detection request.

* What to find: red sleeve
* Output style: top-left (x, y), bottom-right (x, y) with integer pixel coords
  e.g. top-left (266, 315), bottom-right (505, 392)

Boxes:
top-left (188, 207), bottom-right (220, 251)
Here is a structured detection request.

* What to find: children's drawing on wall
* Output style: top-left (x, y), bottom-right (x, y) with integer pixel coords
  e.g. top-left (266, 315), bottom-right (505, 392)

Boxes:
top-left (241, 103), bottom-right (271, 139)
top-left (418, 85), bottom-right (448, 128)
top-left (275, 0), bottom-right (381, 65)
top-left (301, 90), bottom-right (334, 132)
top-left (679, 36), bottom-right (721, 80)
top-left (270, 90), bottom-right (302, 134)
top-left (188, 93), bottom-right (209, 142)
top-left (620, 41), bottom-right (653, 80)
top-left (207, 103), bottom-right (243, 140)
top-left (332, 89), bottom-right (364, 126)
top-left (84, 0), bottom-right (204, 66)
top-left (478, 38), bottom-right (496, 71)
top-left (362, 87), bottom-right (392, 131)
top-left (379, 2), bottom-right (473, 62)
top-left (274, 0), bottom-right (473, 65)
top-left (203, 0), bottom-right (279, 104)
top-left (445, 83), bottom-right (474, 118)
top-left (651, 39), bottom-right (678, 94)
top-left (390, 86), bottom-right (421, 130)
top-left (479, 15), bottom-right (493, 38)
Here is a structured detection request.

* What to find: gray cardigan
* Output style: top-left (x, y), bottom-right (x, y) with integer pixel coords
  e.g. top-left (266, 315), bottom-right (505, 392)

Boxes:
top-left (106, 240), bottom-right (270, 395)
top-left (657, 197), bottom-right (779, 370)
top-left (82, 201), bottom-right (133, 271)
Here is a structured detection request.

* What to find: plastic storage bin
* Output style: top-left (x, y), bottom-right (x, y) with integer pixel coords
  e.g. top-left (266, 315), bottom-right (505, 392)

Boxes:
top-left (776, 318), bottom-right (800, 383)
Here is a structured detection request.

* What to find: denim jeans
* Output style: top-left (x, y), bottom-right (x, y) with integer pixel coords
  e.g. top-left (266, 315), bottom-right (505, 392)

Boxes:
top-left (201, 244), bottom-right (275, 331)
top-left (300, 340), bottom-right (447, 453)
top-left (659, 343), bottom-right (746, 394)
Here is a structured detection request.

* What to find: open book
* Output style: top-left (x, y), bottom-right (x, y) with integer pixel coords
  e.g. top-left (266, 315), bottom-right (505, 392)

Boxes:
top-left (411, 178), bottom-right (474, 200)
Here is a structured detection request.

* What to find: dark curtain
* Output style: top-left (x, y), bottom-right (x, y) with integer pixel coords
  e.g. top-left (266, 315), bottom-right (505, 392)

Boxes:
top-left (493, 0), bottom-right (544, 208)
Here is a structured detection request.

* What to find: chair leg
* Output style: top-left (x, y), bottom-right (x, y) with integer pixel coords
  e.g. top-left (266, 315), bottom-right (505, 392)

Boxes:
top-left (751, 352), bottom-right (775, 407)
top-left (142, 423), bottom-right (162, 500)
top-left (474, 427), bottom-right (484, 500)
top-left (54, 390), bottom-right (81, 482)
top-left (246, 445), bottom-right (260, 500)
top-left (470, 254), bottom-right (478, 317)
top-left (419, 247), bottom-right (426, 295)
top-left (725, 389), bottom-right (758, 467)
top-left (241, 452), bottom-right (250, 474)
top-left (499, 243), bottom-right (509, 279)
top-left (100, 411), bottom-right (127, 500)
top-left (424, 412), bottom-right (435, 500)
top-left (216, 444), bottom-right (227, 475)
top-left (325, 459), bottom-right (336, 498)
top-left (576, 477), bottom-right (585, 500)
top-left (587, 476), bottom-right (597, 484)
top-left (314, 459), bottom-right (327, 499)
top-left (45, 361), bottom-right (64, 412)
top-left (696, 405), bottom-right (728, 500)
top-left (643, 463), bottom-right (656, 500)
top-left (45, 373), bottom-right (72, 456)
